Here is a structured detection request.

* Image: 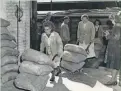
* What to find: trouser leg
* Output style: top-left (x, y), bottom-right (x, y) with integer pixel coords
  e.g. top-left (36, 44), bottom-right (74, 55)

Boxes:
top-left (55, 66), bottom-right (61, 76)
top-left (50, 66), bottom-right (61, 82)
top-left (53, 59), bottom-right (61, 76)
top-left (50, 68), bottom-right (56, 82)
top-left (50, 56), bottom-right (61, 82)
top-left (63, 41), bottom-right (68, 47)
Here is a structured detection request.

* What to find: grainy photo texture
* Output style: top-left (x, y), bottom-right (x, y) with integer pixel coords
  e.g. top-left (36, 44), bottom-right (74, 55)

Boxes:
top-left (0, 0), bottom-right (121, 91)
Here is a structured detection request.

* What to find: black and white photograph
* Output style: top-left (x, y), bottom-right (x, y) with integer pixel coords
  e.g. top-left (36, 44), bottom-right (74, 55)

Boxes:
top-left (0, 0), bottom-right (121, 91)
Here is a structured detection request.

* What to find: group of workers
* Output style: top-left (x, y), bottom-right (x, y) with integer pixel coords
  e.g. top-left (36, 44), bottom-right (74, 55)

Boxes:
top-left (39, 12), bottom-right (121, 86)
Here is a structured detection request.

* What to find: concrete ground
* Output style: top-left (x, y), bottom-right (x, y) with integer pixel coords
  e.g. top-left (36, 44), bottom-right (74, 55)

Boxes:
top-left (44, 68), bottom-right (121, 91)
top-left (2, 68), bottom-right (120, 91)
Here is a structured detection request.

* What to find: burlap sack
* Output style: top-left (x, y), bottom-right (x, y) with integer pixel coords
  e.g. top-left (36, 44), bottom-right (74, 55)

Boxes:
top-left (1, 40), bottom-right (17, 48)
top-left (61, 60), bottom-right (85, 72)
top-left (19, 61), bottom-right (53, 76)
top-left (21, 49), bottom-right (54, 67)
top-left (1, 80), bottom-right (14, 87)
top-left (14, 73), bottom-right (49, 91)
top-left (1, 80), bottom-right (24, 91)
top-left (64, 44), bottom-right (87, 56)
top-left (0, 18), bottom-right (10, 27)
top-left (1, 72), bottom-right (18, 84)
top-left (1, 27), bottom-right (16, 42)
top-left (1, 27), bottom-right (10, 35)
top-left (1, 34), bottom-right (16, 42)
top-left (1, 56), bottom-right (18, 67)
top-left (1, 64), bottom-right (18, 76)
top-left (62, 51), bottom-right (86, 63)
top-left (1, 47), bottom-right (19, 58)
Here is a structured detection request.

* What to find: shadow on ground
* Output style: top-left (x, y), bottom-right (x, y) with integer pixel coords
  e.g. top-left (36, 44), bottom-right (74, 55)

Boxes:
top-left (60, 71), bottom-right (97, 87)
top-left (44, 68), bottom-right (121, 91)
top-left (44, 77), bottom-right (70, 91)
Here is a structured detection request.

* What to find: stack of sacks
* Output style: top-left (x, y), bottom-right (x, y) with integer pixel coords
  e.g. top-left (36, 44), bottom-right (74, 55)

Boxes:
top-left (0, 18), bottom-right (19, 85)
top-left (14, 49), bottom-right (53, 91)
top-left (94, 38), bottom-right (103, 58)
top-left (1, 80), bottom-right (25, 91)
top-left (61, 44), bottom-right (87, 72)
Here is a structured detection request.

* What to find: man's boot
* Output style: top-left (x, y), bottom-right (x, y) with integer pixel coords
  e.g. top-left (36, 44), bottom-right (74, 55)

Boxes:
top-left (50, 69), bottom-right (55, 82)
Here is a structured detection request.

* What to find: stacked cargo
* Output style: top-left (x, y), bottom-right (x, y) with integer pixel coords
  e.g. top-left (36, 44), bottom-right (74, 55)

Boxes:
top-left (0, 18), bottom-right (22, 91)
top-left (1, 18), bottom-right (19, 85)
top-left (61, 44), bottom-right (87, 72)
top-left (1, 80), bottom-right (24, 91)
top-left (14, 49), bottom-right (53, 91)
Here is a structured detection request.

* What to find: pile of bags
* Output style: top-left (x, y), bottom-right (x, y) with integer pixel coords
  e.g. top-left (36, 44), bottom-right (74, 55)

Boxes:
top-left (1, 18), bottom-right (19, 85)
top-left (1, 80), bottom-right (25, 91)
top-left (0, 18), bottom-right (23, 91)
top-left (61, 44), bottom-right (87, 72)
top-left (14, 49), bottom-right (53, 91)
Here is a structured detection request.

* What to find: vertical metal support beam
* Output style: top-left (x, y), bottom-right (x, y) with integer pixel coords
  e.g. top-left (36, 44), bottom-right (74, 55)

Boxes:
top-left (30, 0), bottom-right (37, 50)
top-left (16, 5), bottom-right (19, 50)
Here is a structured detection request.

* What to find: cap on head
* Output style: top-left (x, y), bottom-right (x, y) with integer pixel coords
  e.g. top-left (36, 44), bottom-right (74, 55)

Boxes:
top-left (64, 16), bottom-right (69, 20)
top-left (81, 14), bottom-right (89, 20)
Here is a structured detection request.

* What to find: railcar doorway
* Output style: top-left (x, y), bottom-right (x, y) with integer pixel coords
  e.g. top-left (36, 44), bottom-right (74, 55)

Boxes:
top-left (30, 0), bottom-right (121, 51)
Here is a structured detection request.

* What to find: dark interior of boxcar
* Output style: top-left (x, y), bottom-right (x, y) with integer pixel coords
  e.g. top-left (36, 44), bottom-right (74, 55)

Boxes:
top-left (36, 11), bottom-right (119, 51)
top-left (30, 1), bottom-right (121, 51)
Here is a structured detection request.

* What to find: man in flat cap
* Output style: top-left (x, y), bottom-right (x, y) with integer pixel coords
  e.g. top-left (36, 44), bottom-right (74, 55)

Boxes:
top-left (77, 14), bottom-right (95, 58)
top-left (60, 16), bottom-right (70, 46)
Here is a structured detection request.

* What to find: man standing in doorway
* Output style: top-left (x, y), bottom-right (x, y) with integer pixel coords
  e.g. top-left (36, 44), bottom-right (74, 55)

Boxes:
top-left (60, 16), bottom-right (70, 46)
